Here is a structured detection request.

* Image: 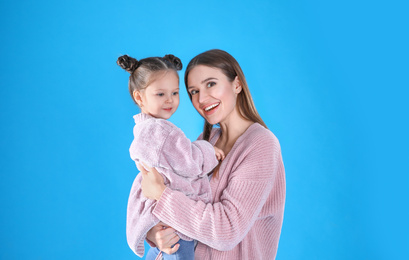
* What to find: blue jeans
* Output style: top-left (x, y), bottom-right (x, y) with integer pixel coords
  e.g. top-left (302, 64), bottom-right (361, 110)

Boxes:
top-left (145, 239), bottom-right (195, 260)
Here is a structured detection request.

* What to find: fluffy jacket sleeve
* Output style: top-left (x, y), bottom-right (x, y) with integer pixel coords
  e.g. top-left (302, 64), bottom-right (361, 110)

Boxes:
top-left (130, 119), bottom-right (218, 178)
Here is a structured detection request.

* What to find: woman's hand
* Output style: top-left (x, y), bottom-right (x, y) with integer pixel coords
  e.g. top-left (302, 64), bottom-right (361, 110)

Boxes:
top-left (147, 222), bottom-right (180, 254)
top-left (138, 162), bottom-right (166, 201)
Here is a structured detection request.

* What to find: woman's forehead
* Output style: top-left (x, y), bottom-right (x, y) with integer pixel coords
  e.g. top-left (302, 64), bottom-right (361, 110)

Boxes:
top-left (188, 65), bottom-right (224, 85)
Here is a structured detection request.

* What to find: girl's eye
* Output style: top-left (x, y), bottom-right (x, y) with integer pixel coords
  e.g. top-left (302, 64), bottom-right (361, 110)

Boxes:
top-left (172, 92), bottom-right (179, 96)
top-left (190, 90), bottom-right (199, 95)
top-left (206, 82), bottom-right (216, 88)
top-left (157, 93), bottom-right (164, 97)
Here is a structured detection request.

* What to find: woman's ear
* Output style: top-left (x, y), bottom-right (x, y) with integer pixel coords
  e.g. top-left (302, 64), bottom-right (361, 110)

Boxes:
top-left (233, 76), bottom-right (242, 94)
top-left (133, 90), bottom-right (144, 107)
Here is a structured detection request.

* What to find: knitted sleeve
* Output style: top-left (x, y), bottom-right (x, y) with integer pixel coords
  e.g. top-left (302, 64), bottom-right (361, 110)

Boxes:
top-left (152, 133), bottom-right (283, 251)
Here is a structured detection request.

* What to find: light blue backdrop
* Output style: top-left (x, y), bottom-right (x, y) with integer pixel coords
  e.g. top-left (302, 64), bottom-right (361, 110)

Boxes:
top-left (1, 0), bottom-right (408, 259)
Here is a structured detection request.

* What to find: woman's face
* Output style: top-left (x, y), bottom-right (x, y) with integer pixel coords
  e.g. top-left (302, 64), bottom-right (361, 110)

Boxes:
top-left (187, 65), bottom-right (241, 125)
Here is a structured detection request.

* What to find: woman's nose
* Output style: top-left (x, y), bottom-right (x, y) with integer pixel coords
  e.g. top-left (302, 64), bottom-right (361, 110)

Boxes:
top-left (198, 90), bottom-right (208, 104)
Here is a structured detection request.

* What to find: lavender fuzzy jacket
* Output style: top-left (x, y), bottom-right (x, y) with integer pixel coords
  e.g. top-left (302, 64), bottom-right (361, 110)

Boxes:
top-left (126, 113), bottom-right (218, 257)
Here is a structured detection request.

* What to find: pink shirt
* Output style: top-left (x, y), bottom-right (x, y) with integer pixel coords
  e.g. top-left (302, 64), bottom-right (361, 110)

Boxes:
top-left (126, 113), bottom-right (218, 257)
top-left (152, 123), bottom-right (286, 259)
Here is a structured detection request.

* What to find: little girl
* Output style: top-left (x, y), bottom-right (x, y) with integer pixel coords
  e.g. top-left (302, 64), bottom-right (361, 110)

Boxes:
top-left (117, 54), bottom-right (224, 260)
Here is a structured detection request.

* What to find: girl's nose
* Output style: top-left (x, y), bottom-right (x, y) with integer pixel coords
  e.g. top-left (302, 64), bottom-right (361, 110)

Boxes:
top-left (165, 94), bottom-right (173, 103)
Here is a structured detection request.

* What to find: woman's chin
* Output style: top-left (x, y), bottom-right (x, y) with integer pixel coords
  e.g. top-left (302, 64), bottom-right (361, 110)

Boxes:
top-left (205, 117), bottom-right (220, 125)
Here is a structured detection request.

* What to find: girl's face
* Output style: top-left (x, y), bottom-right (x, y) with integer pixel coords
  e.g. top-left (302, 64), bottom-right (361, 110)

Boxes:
top-left (135, 71), bottom-right (180, 119)
top-left (187, 65), bottom-right (241, 125)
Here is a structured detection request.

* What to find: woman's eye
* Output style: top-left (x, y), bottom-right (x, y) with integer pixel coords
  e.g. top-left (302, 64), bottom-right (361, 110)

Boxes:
top-left (190, 90), bottom-right (198, 95)
top-left (206, 82), bottom-right (216, 88)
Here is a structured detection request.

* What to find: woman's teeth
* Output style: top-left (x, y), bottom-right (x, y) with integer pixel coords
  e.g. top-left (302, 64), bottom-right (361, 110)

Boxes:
top-left (205, 103), bottom-right (219, 111)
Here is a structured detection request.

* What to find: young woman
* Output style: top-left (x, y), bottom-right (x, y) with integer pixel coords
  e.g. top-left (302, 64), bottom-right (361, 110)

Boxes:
top-left (134, 49), bottom-right (286, 259)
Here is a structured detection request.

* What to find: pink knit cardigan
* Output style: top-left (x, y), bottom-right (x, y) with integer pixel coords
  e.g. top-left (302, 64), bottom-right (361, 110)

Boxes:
top-left (126, 113), bottom-right (218, 257)
top-left (152, 123), bottom-right (286, 259)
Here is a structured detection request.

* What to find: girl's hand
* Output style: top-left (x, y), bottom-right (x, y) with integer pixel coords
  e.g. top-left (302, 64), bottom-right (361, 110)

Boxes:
top-left (147, 222), bottom-right (180, 254)
top-left (214, 146), bottom-right (225, 161)
top-left (138, 162), bottom-right (166, 201)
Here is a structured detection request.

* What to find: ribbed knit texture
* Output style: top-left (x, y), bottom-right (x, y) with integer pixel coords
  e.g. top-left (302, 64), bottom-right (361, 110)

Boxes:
top-left (153, 123), bottom-right (286, 260)
top-left (126, 113), bottom-right (218, 257)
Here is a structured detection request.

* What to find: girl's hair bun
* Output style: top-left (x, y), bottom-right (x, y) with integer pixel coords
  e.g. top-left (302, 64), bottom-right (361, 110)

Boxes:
top-left (164, 54), bottom-right (183, 71)
top-left (117, 55), bottom-right (139, 73)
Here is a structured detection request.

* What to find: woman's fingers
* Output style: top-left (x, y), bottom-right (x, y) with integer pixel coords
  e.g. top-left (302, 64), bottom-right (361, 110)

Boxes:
top-left (146, 223), bottom-right (163, 245)
top-left (136, 163), bottom-right (143, 172)
top-left (137, 162), bottom-right (148, 176)
top-left (146, 222), bottom-right (180, 254)
top-left (168, 234), bottom-right (180, 246)
top-left (140, 163), bottom-right (166, 200)
top-left (163, 243), bottom-right (180, 255)
top-left (158, 221), bottom-right (169, 228)
top-left (158, 233), bottom-right (180, 254)
top-left (159, 226), bottom-right (177, 240)
top-left (141, 161), bottom-right (152, 171)
top-left (154, 226), bottom-right (180, 250)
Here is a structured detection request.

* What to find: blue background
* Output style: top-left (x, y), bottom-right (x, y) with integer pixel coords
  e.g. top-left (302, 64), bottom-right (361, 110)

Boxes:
top-left (1, 0), bottom-right (408, 259)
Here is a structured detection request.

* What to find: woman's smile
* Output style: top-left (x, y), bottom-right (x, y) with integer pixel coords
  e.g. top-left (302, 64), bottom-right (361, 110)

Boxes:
top-left (203, 102), bottom-right (220, 115)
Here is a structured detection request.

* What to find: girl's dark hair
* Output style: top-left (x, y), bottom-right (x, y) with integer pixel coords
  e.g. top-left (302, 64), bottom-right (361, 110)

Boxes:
top-left (184, 49), bottom-right (267, 141)
top-left (117, 54), bottom-right (183, 104)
